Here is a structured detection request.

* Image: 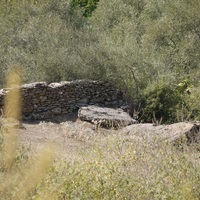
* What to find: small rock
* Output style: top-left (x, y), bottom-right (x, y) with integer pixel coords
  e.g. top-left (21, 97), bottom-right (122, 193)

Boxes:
top-left (40, 96), bottom-right (47, 102)
top-left (52, 107), bottom-right (62, 115)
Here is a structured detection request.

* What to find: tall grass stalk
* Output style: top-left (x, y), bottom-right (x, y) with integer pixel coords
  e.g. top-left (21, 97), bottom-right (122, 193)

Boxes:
top-left (3, 67), bottom-right (22, 170)
top-left (0, 67), bottom-right (56, 199)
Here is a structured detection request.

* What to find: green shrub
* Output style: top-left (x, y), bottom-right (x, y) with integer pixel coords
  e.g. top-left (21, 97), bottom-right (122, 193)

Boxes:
top-left (184, 87), bottom-right (200, 121)
top-left (141, 83), bottom-right (186, 124)
top-left (70, 0), bottom-right (99, 17)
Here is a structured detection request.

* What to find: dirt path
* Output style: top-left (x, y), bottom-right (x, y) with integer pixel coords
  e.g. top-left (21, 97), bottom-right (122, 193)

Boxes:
top-left (18, 112), bottom-right (111, 159)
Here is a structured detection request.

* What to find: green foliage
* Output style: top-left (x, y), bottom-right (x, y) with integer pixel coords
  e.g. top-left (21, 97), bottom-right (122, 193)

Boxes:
top-left (70, 0), bottom-right (99, 17)
top-left (183, 87), bottom-right (200, 121)
top-left (141, 83), bottom-right (186, 123)
top-left (140, 78), bottom-right (200, 124)
top-left (176, 79), bottom-right (192, 94)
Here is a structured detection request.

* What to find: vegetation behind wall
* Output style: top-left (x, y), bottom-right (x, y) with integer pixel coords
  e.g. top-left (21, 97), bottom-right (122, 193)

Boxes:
top-left (0, 0), bottom-right (200, 123)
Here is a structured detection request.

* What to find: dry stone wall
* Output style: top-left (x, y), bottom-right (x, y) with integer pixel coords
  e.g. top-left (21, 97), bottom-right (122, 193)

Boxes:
top-left (0, 80), bottom-right (125, 120)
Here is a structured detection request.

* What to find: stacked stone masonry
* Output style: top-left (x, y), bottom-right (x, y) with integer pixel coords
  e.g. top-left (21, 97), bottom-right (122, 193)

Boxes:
top-left (0, 80), bottom-right (124, 120)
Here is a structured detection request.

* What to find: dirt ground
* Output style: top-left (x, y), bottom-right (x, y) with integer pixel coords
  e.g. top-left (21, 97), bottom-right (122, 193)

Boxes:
top-left (13, 112), bottom-right (200, 161)
top-left (18, 112), bottom-right (113, 159)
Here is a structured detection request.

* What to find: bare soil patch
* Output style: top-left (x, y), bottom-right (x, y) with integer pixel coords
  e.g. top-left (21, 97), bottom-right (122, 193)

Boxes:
top-left (18, 112), bottom-right (112, 159)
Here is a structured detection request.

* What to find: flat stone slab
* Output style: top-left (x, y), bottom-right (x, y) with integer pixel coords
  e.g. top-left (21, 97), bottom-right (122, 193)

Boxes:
top-left (121, 122), bottom-right (200, 145)
top-left (78, 106), bottom-right (137, 128)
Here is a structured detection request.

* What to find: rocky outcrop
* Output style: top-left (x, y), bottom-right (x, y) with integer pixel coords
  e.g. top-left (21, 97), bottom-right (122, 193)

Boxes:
top-left (121, 122), bottom-right (200, 145)
top-left (78, 106), bottom-right (137, 129)
top-left (0, 80), bottom-right (125, 120)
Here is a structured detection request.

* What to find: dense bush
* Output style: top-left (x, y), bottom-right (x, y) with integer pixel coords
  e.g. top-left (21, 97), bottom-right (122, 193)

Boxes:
top-left (183, 87), bottom-right (200, 121)
top-left (139, 79), bottom-right (200, 123)
top-left (140, 83), bottom-right (186, 123)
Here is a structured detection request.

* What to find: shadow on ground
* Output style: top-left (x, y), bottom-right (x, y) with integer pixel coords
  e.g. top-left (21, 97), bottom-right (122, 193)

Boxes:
top-left (23, 111), bottom-right (79, 125)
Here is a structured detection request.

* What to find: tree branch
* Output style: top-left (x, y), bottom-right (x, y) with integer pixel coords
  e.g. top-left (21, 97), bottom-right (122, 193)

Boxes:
top-left (126, 66), bottom-right (139, 98)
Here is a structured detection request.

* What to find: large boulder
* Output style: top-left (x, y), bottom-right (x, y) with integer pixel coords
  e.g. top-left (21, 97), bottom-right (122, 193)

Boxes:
top-left (78, 106), bottom-right (137, 128)
top-left (121, 122), bottom-right (200, 145)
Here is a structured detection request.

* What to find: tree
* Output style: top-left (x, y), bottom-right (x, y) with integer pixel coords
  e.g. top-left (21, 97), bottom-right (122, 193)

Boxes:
top-left (142, 0), bottom-right (200, 84)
